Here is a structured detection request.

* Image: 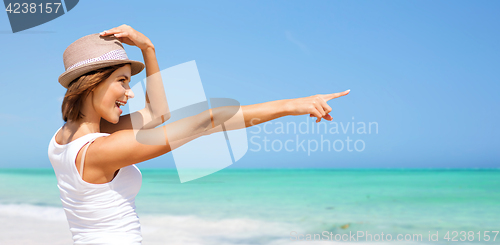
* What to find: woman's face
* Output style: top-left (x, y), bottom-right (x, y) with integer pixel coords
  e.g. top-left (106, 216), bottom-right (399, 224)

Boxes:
top-left (92, 64), bottom-right (133, 124)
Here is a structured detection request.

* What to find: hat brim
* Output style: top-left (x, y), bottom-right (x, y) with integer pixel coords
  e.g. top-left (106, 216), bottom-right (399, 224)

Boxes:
top-left (58, 59), bottom-right (145, 88)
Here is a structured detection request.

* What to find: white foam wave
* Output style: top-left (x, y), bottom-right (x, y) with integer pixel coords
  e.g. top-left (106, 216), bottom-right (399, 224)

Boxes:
top-left (0, 204), bottom-right (427, 244)
top-left (140, 214), bottom-right (339, 245)
top-left (0, 203), bottom-right (66, 221)
top-left (140, 214), bottom-right (431, 245)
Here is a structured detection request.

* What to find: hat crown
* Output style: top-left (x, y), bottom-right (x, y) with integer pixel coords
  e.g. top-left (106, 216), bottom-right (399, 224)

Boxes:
top-left (63, 34), bottom-right (125, 71)
top-left (58, 33), bottom-right (144, 88)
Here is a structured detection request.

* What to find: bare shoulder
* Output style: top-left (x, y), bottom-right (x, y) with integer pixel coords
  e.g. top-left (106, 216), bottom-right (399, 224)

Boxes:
top-left (79, 129), bottom-right (170, 177)
top-left (75, 136), bottom-right (112, 184)
top-left (55, 127), bottom-right (86, 145)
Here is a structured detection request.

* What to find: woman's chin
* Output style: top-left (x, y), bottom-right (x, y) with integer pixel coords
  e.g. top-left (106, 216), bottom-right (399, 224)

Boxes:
top-left (103, 116), bottom-right (120, 124)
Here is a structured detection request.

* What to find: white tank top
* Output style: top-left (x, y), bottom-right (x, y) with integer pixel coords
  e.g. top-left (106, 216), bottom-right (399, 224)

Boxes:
top-left (47, 127), bottom-right (143, 244)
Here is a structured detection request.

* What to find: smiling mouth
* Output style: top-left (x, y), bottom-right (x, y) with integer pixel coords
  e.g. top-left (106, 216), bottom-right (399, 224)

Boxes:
top-left (115, 100), bottom-right (126, 108)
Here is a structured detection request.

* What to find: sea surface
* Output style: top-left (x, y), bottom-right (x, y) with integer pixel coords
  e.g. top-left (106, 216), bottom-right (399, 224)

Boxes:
top-left (0, 168), bottom-right (499, 244)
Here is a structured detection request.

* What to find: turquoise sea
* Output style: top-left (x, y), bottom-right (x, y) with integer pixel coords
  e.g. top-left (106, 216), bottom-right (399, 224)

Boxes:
top-left (0, 168), bottom-right (499, 244)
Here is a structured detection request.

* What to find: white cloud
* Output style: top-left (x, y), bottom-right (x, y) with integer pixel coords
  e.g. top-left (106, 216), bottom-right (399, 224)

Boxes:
top-left (285, 31), bottom-right (310, 55)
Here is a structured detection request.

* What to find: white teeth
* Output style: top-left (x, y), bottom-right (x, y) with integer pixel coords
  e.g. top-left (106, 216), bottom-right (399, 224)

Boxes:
top-left (116, 101), bottom-right (125, 107)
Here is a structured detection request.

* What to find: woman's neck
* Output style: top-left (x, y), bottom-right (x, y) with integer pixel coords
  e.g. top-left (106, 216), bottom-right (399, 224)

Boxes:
top-left (65, 118), bottom-right (101, 134)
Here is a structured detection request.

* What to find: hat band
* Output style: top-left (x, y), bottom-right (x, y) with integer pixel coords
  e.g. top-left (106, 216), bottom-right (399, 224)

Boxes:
top-left (66, 49), bottom-right (129, 71)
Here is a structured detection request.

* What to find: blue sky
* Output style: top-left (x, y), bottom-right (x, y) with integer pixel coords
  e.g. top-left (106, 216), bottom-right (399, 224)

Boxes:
top-left (0, 0), bottom-right (498, 168)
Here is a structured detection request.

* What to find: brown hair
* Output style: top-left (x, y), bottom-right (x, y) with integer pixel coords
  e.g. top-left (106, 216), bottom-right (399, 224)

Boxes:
top-left (61, 64), bottom-right (126, 122)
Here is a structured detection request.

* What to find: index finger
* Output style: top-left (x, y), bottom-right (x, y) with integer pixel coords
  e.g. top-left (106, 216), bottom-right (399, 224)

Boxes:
top-left (321, 89), bottom-right (350, 101)
top-left (100, 26), bottom-right (126, 36)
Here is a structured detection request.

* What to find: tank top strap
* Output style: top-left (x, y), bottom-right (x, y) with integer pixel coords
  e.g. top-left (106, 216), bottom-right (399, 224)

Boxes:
top-left (71, 132), bottom-right (110, 152)
top-left (68, 132), bottom-right (110, 181)
top-left (79, 138), bottom-right (97, 179)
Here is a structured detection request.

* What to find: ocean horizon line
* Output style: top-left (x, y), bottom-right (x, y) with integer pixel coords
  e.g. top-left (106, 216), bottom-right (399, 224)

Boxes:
top-left (1, 167), bottom-right (499, 171)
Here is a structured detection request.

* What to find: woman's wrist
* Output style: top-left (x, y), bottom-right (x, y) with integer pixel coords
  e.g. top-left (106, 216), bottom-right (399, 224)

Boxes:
top-left (140, 44), bottom-right (155, 52)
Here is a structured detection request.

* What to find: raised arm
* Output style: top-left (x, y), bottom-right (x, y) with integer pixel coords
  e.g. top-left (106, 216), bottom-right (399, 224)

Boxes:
top-left (99, 25), bottom-right (169, 134)
top-left (83, 90), bottom-right (350, 177)
top-left (207, 90), bottom-right (351, 134)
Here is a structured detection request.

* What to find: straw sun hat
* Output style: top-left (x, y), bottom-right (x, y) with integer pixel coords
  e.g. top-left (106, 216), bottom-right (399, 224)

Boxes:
top-left (58, 33), bottom-right (145, 88)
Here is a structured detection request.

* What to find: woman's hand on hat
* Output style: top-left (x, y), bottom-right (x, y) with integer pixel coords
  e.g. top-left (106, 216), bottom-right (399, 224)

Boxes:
top-left (100, 25), bottom-right (154, 51)
top-left (285, 90), bottom-right (350, 123)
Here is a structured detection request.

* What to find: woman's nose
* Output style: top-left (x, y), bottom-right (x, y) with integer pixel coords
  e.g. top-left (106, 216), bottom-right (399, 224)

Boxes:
top-left (126, 89), bottom-right (135, 99)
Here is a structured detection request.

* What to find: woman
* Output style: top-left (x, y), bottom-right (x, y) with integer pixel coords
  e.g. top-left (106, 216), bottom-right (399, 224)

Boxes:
top-left (48, 25), bottom-right (349, 244)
